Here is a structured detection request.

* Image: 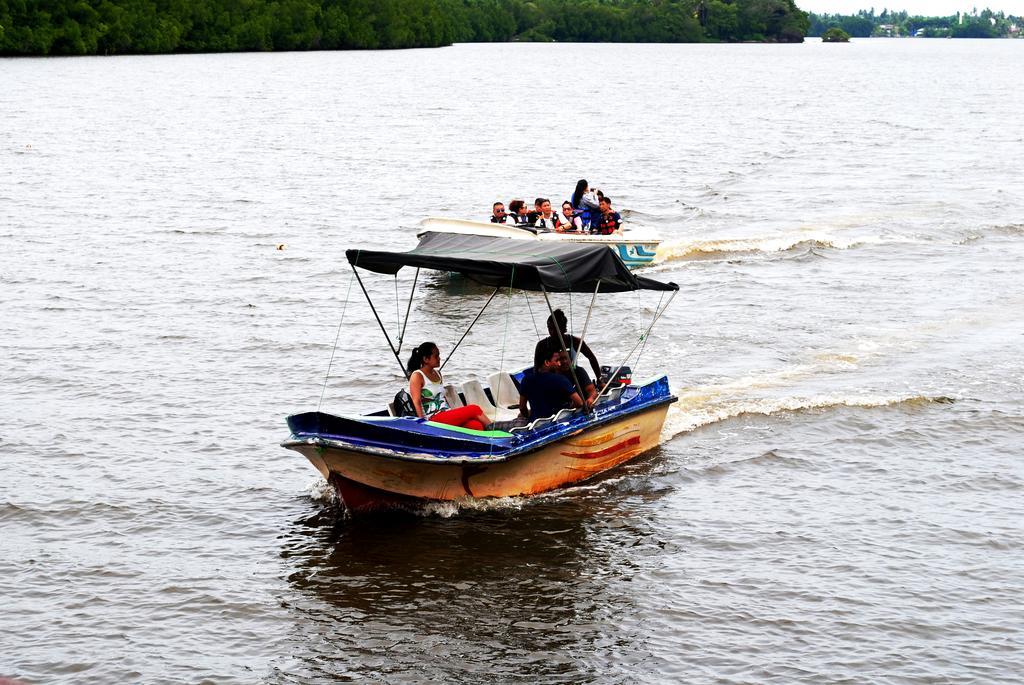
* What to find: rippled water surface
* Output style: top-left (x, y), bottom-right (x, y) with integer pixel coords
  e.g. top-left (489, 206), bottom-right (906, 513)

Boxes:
top-left (2, 40), bottom-right (1023, 683)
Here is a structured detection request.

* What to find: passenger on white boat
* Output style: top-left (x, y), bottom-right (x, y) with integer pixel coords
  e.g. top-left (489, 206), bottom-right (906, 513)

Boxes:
top-left (406, 342), bottom-right (490, 430)
top-left (533, 198), bottom-right (563, 231)
top-left (528, 197), bottom-right (543, 225)
top-left (534, 308), bottom-right (603, 385)
top-left (507, 199), bottom-right (529, 225)
top-left (490, 201), bottom-right (508, 224)
top-left (518, 338), bottom-right (585, 421)
top-left (571, 179), bottom-right (603, 231)
top-left (594, 196), bottom-right (622, 235)
top-left (560, 201), bottom-right (583, 232)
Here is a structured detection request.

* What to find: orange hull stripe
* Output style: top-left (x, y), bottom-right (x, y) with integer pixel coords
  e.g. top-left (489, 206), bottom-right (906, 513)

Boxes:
top-left (560, 434), bottom-right (641, 459)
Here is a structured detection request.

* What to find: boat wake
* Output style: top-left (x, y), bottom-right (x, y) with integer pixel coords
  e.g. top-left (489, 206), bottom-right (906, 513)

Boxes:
top-left (661, 389), bottom-right (949, 442)
top-left (653, 227), bottom-right (931, 264)
top-left (306, 477), bottom-right (338, 504)
top-left (955, 222), bottom-right (1024, 245)
top-left (658, 325), bottom-right (961, 441)
top-left (651, 219), bottom-right (1024, 265)
top-left (419, 495), bottom-right (530, 517)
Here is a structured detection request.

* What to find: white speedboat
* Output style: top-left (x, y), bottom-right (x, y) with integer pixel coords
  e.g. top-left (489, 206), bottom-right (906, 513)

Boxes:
top-left (418, 218), bottom-right (660, 269)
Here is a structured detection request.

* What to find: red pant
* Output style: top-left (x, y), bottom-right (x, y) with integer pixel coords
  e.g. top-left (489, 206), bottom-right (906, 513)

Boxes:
top-left (431, 404), bottom-right (486, 430)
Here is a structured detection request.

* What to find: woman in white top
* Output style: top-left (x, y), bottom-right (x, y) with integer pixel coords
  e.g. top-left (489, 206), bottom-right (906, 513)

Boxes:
top-left (407, 342), bottom-right (489, 430)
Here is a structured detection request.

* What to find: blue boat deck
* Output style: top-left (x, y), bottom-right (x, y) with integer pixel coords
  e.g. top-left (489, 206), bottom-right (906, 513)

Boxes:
top-left (284, 376), bottom-right (676, 464)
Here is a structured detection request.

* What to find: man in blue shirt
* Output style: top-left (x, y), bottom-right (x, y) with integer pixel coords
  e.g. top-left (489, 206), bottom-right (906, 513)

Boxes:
top-left (518, 338), bottom-right (584, 421)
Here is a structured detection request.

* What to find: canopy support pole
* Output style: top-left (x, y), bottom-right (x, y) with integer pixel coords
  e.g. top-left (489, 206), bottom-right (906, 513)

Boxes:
top-left (440, 287), bottom-right (501, 372)
top-left (541, 285), bottom-right (592, 416)
top-left (574, 279), bottom-right (601, 368)
top-left (397, 267), bottom-right (419, 354)
top-left (353, 266), bottom-right (409, 380)
top-left (597, 289), bottom-right (678, 397)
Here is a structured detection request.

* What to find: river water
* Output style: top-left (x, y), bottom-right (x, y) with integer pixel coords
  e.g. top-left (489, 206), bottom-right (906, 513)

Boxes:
top-left (2, 39), bottom-right (1023, 683)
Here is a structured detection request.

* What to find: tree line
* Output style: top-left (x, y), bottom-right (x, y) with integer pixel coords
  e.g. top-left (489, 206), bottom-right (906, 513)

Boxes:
top-left (808, 7), bottom-right (1022, 38)
top-left (0, 0), bottom-right (809, 56)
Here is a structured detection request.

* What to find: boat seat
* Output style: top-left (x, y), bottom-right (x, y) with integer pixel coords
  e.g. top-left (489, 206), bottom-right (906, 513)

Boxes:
top-left (443, 384), bottom-right (465, 409)
top-left (461, 379), bottom-right (498, 421)
top-left (463, 379), bottom-right (518, 423)
top-left (508, 404), bottom-right (584, 432)
top-left (529, 416), bottom-right (554, 431)
top-left (597, 386), bottom-right (625, 405)
top-left (387, 401), bottom-right (399, 417)
top-left (552, 407), bottom-right (580, 422)
top-left (487, 371), bottom-right (521, 410)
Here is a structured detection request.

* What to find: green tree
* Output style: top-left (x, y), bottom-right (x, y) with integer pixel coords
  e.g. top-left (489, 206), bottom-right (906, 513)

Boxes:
top-left (822, 26), bottom-right (849, 41)
top-left (1, 0), bottom-right (816, 55)
top-left (703, 0), bottom-right (739, 42)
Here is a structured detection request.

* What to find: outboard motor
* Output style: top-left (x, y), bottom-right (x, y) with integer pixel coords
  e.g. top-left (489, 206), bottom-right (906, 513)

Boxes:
top-left (601, 365), bottom-right (632, 387)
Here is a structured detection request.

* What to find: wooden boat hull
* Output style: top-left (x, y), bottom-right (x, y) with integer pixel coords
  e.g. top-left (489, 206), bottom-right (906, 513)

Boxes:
top-left (289, 402), bottom-right (671, 511)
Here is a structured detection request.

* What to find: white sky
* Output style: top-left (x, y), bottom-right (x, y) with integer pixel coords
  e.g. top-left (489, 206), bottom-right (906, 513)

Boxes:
top-left (799, 1), bottom-right (1024, 14)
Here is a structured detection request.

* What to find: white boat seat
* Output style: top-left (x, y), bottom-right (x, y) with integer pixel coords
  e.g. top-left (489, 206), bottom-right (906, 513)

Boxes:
top-left (443, 384), bottom-right (465, 408)
top-left (461, 379), bottom-right (497, 420)
top-left (387, 401), bottom-right (399, 417)
top-left (597, 386), bottom-right (625, 405)
top-left (466, 374), bottom-right (524, 421)
top-left (487, 372), bottom-right (521, 409)
top-left (463, 378), bottom-right (519, 423)
top-left (529, 416), bottom-right (554, 430)
top-left (552, 407), bottom-right (579, 422)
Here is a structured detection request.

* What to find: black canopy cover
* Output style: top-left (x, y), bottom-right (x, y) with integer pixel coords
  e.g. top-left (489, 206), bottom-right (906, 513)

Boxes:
top-left (345, 232), bottom-right (678, 293)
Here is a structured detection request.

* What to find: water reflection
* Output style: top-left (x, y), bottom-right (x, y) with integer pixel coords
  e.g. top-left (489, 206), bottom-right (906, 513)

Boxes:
top-left (275, 461), bottom-right (674, 684)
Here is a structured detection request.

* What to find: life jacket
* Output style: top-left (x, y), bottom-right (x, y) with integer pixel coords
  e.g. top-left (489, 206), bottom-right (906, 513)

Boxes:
top-left (572, 203), bottom-right (595, 230)
top-left (594, 211), bottom-right (621, 235)
top-left (535, 213), bottom-right (561, 231)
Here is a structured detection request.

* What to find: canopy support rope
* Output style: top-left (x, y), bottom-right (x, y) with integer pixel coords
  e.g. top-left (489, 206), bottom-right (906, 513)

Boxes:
top-left (597, 289), bottom-right (678, 398)
top-left (353, 265), bottom-right (409, 379)
top-left (524, 292), bottom-right (541, 337)
top-left (396, 267), bottom-right (419, 354)
top-left (634, 290), bottom-right (664, 379)
top-left (492, 268), bottom-right (516, 454)
top-left (318, 267), bottom-right (358, 413)
top-left (497, 272), bottom-right (514, 378)
top-left (440, 287), bottom-right (501, 372)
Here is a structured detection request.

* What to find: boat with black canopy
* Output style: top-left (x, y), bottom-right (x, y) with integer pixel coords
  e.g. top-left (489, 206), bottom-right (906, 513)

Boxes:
top-left (282, 231), bottom-right (679, 512)
top-left (418, 217), bottom-right (661, 270)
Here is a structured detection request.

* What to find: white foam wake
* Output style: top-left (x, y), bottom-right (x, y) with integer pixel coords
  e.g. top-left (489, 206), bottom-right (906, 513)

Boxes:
top-left (654, 227), bottom-right (930, 263)
top-left (661, 389), bottom-right (939, 441)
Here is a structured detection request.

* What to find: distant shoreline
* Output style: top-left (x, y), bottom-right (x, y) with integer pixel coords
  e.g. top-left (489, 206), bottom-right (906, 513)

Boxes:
top-left (0, 0), bottom-right (809, 57)
top-left (807, 8), bottom-right (1022, 39)
top-left (6, 2), bottom-right (1018, 57)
